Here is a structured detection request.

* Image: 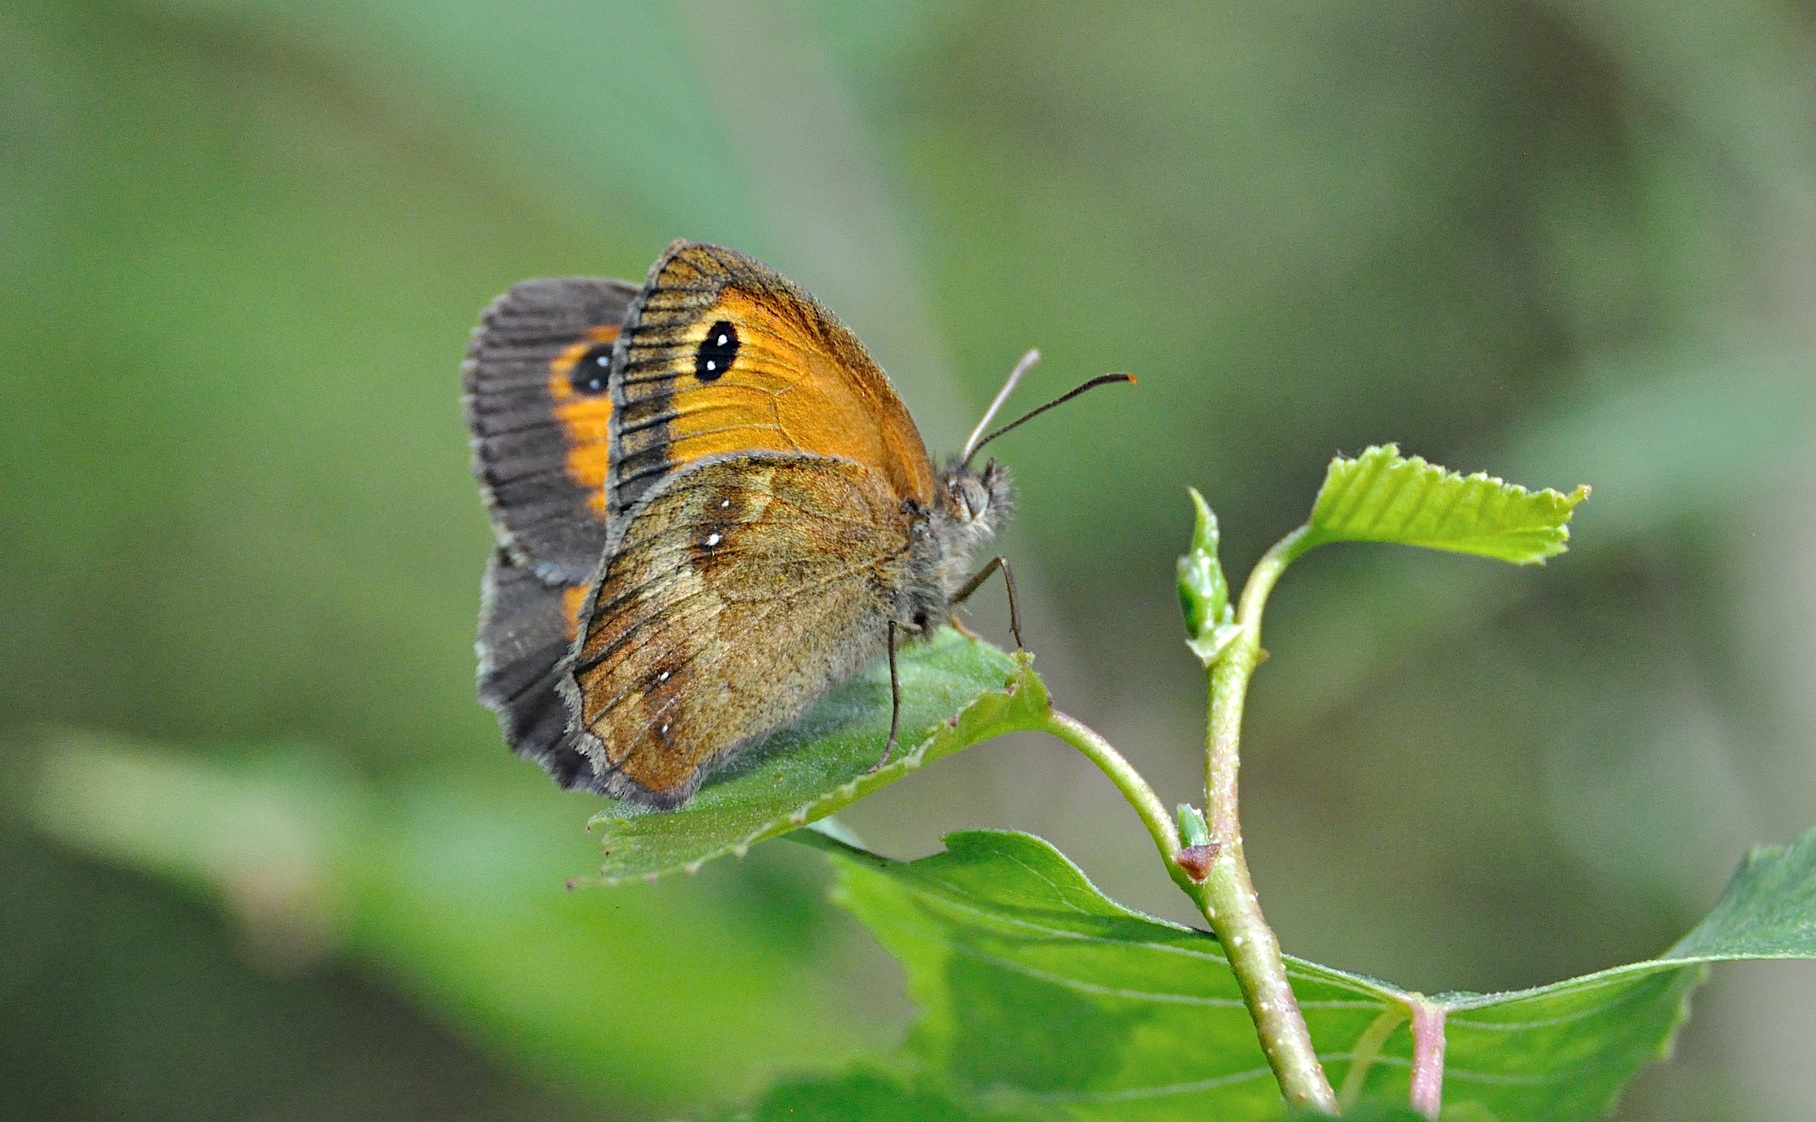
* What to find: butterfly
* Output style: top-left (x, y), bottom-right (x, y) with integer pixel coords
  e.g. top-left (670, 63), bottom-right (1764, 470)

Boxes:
top-left (463, 240), bottom-right (1127, 808)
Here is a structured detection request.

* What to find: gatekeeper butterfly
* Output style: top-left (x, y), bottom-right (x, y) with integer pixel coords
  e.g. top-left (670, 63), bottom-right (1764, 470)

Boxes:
top-left (464, 240), bottom-right (1128, 807)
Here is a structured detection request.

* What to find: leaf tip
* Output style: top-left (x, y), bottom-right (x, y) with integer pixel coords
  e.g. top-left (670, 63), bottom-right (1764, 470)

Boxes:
top-left (1186, 484), bottom-right (1213, 529)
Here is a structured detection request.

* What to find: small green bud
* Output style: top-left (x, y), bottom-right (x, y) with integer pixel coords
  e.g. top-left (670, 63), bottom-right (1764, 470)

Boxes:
top-left (1178, 489), bottom-right (1239, 665)
top-left (1177, 803), bottom-right (1210, 849)
top-left (1176, 488), bottom-right (1229, 638)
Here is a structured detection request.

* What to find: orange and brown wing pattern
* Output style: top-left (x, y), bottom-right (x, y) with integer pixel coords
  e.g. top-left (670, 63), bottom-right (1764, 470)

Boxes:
top-left (606, 241), bottom-right (938, 526)
top-left (467, 275), bottom-right (638, 792)
top-left (465, 275), bottom-right (638, 583)
top-left (562, 453), bottom-right (913, 807)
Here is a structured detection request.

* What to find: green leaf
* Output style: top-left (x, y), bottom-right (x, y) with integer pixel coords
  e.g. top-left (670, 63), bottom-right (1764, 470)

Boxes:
top-left (820, 826), bottom-right (1816, 1122)
top-left (587, 630), bottom-right (1050, 883)
top-left (710, 1069), bottom-right (1010, 1122)
top-left (1305, 444), bottom-right (1589, 564)
top-left (823, 829), bottom-right (1406, 1120)
top-left (715, 1067), bottom-right (1426, 1122)
top-left (1662, 829), bottom-right (1816, 960)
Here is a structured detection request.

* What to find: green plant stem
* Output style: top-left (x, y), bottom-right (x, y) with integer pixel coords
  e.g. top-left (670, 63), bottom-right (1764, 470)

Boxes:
top-left (1043, 710), bottom-right (1182, 874)
top-left (1048, 524), bottom-right (1335, 1111)
top-left (1197, 526), bottom-right (1339, 1113)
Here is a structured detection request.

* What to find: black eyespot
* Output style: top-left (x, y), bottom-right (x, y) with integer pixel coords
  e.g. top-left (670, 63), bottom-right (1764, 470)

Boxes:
top-left (694, 320), bottom-right (738, 382)
top-left (569, 343), bottom-right (612, 396)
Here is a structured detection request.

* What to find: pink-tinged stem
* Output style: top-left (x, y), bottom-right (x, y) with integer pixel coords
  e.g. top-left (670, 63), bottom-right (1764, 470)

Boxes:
top-left (1408, 995), bottom-right (1447, 1118)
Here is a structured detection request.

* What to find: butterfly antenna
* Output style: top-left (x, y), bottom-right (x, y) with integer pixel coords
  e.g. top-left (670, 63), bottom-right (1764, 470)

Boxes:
top-left (962, 372), bottom-right (1136, 467)
top-left (961, 349), bottom-right (1042, 465)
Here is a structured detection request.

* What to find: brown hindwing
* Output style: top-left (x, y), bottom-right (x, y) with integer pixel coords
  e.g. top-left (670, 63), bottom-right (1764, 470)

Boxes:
top-left (562, 452), bottom-right (918, 807)
top-left (465, 275), bottom-right (639, 583)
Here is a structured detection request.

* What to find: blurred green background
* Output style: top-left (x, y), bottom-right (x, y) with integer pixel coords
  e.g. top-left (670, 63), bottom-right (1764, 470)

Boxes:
top-left (5, 1), bottom-right (1816, 1118)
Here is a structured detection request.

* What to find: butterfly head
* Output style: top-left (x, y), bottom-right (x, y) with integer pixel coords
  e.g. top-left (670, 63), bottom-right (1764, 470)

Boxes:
top-left (928, 359), bottom-right (1132, 600)
top-left (944, 456), bottom-right (1012, 529)
top-left (929, 456), bottom-right (1014, 599)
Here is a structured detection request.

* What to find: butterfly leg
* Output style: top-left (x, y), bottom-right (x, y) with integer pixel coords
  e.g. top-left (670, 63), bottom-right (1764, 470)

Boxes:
top-left (870, 620), bottom-right (902, 773)
top-left (949, 555), bottom-right (1024, 651)
top-left (946, 613), bottom-right (983, 641)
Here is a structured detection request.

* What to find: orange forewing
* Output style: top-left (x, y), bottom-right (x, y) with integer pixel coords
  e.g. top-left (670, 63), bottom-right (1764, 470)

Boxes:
top-left (663, 287), bottom-right (934, 500)
top-left (547, 325), bottom-right (619, 516)
top-left (609, 241), bottom-right (938, 520)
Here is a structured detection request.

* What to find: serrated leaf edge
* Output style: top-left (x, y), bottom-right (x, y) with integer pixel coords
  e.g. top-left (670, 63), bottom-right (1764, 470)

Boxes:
top-left (1309, 443), bottom-right (1589, 564)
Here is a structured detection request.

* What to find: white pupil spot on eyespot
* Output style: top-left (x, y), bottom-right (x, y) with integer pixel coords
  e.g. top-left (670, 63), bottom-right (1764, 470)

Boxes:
top-left (660, 723), bottom-right (669, 734)
top-left (720, 499), bottom-right (730, 509)
top-left (705, 360), bottom-right (716, 371)
top-left (705, 532), bottom-right (722, 547)
top-left (657, 670), bottom-right (670, 682)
